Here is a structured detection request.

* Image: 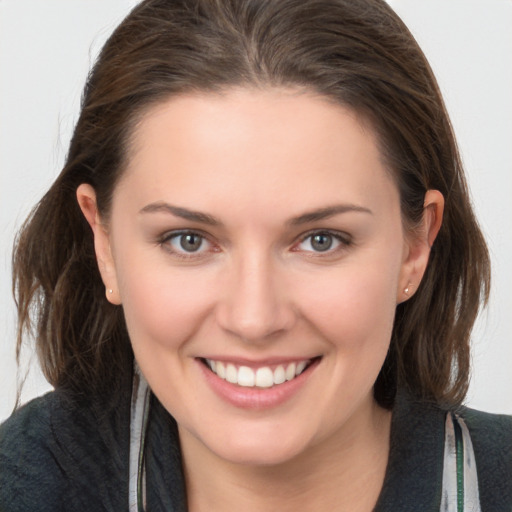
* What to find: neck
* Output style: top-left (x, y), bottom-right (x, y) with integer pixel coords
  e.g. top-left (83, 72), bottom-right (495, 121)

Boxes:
top-left (179, 401), bottom-right (392, 512)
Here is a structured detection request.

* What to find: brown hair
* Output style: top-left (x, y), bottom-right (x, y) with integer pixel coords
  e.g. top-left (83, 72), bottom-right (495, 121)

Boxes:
top-left (13, 0), bottom-right (490, 406)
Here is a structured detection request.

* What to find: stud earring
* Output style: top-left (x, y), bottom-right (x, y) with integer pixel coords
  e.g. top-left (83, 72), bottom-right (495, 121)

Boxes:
top-left (404, 283), bottom-right (412, 295)
top-left (108, 288), bottom-right (113, 294)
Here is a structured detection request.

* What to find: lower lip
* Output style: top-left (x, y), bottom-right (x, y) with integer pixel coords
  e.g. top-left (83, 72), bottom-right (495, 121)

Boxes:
top-left (198, 358), bottom-right (320, 410)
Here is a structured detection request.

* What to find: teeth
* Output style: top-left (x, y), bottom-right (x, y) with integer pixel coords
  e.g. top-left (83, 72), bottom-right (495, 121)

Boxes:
top-left (285, 363), bottom-right (296, 381)
top-left (273, 365), bottom-right (285, 385)
top-left (216, 361), bottom-right (226, 379)
top-left (255, 367), bottom-right (274, 388)
top-left (295, 361), bottom-right (307, 375)
top-left (205, 359), bottom-right (311, 388)
top-left (226, 364), bottom-right (237, 384)
top-left (238, 366), bottom-right (255, 387)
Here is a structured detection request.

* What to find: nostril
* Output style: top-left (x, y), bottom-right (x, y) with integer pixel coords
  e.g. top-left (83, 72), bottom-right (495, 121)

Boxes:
top-left (215, 297), bottom-right (296, 343)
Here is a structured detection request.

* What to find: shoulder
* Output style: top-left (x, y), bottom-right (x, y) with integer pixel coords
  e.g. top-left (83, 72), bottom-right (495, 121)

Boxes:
top-left (376, 391), bottom-right (511, 511)
top-left (459, 406), bottom-right (512, 509)
top-left (0, 389), bottom-right (130, 511)
top-left (460, 404), bottom-right (512, 438)
top-left (0, 393), bottom-right (63, 511)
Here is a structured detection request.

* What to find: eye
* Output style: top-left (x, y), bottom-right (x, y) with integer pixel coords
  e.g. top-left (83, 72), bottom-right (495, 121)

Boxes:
top-left (295, 231), bottom-right (350, 254)
top-left (308, 233), bottom-right (335, 252)
top-left (161, 231), bottom-right (213, 256)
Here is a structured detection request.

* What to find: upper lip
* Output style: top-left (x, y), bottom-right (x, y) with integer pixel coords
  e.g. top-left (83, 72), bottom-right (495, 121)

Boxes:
top-left (197, 355), bottom-right (321, 369)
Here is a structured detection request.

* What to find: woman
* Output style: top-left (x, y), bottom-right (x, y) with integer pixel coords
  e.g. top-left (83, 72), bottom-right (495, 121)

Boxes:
top-left (1, 0), bottom-right (510, 510)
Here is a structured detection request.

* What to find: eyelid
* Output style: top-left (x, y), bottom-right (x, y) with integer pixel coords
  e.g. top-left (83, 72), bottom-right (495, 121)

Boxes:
top-left (291, 229), bottom-right (352, 253)
top-left (156, 228), bottom-right (352, 259)
top-left (158, 229), bottom-right (219, 259)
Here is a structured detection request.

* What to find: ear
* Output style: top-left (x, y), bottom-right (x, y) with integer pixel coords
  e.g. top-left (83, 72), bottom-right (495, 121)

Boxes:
top-left (76, 184), bottom-right (121, 305)
top-left (397, 189), bottom-right (444, 304)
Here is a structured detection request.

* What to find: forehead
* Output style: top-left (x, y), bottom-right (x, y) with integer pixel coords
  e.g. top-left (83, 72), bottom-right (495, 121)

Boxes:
top-left (116, 88), bottom-right (399, 221)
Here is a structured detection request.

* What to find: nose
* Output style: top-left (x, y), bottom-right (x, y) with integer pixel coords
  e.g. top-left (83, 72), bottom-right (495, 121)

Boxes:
top-left (216, 251), bottom-right (296, 343)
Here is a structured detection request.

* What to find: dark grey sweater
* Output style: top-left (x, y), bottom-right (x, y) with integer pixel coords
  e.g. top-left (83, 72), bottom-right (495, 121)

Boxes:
top-left (1, 384), bottom-right (511, 511)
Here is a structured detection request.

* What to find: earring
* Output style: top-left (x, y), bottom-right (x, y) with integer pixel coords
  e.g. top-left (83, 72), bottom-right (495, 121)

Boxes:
top-left (106, 287), bottom-right (120, 305)
top-left (404, 283), bottom-right (412, 295)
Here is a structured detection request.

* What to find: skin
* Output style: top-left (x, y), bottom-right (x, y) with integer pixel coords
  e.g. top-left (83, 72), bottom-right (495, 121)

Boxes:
top-left (78, 88), bottom-right (443, 511)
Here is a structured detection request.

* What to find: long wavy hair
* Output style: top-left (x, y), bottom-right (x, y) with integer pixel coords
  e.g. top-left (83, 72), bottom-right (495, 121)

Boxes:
top-left (13, 0), bottom-right (490, 407)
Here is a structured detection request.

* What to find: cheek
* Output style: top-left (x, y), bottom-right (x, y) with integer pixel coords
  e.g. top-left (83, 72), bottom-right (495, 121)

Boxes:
top-left (294, 257), bottom-right (400, 352)
top-left (115, 252), bottom-right (217, 351)
top-left (295, 260), bottom-right (401, 412)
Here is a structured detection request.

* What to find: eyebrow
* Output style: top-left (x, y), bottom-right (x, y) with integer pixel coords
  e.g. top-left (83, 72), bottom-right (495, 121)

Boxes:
top-left (139, 202), bottom-right (372, 226)
top-left (139, 202), bottom-right (222, 226)
top-left (288, 204), bottom-right (373, 225)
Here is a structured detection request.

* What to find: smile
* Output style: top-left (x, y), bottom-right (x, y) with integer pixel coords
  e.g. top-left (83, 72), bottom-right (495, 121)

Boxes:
top-left (203, 358), bottom-right (313, 388)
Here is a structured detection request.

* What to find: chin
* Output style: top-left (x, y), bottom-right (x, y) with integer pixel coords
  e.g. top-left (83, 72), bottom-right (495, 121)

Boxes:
top-left (217, 442), bottom-right (306, 467)
top-left (195, 423), bottom-right (317, 467)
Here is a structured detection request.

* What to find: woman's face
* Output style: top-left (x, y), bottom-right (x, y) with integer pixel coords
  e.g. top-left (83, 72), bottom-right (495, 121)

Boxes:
top-left (81, 88), bottom-right (435, 466)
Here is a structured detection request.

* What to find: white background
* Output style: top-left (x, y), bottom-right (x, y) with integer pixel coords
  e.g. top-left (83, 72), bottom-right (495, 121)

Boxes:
top-left (1, 0), bottom-right (511, 422)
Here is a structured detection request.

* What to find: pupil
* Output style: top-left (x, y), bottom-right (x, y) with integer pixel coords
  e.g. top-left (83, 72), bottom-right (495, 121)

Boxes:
top-left (312, 234), bottom-right (332, 251)
top-left (180, 234), bottom-right (202, 252)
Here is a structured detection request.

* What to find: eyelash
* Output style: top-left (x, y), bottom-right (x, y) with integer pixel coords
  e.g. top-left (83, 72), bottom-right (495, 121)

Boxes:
top-left (293, 230), bottom-right (352, 255)
top-left (157, 229), bottom-right (352, 260)
top-left (158, 230), bottom-right (217, 260)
